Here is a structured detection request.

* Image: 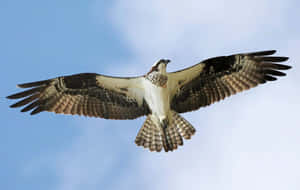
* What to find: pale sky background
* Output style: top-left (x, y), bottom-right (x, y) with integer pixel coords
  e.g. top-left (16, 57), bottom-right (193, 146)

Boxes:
top-left (1, 0), bottom-right (300, 190)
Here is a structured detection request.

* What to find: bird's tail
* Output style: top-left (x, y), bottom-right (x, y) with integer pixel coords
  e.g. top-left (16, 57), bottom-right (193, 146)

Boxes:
top-left (135, 112), bottom-right (196, 152)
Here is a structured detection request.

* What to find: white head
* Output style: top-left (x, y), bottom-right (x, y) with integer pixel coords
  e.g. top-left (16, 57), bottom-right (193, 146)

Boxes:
top-left (148, 59), bottom-right (170, 74)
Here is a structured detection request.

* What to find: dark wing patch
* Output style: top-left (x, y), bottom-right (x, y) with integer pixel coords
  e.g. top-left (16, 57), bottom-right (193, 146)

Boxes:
top-left (171, 50), bottom-right (291, 113)
top-left (7, 73), bottom-right (149, 119)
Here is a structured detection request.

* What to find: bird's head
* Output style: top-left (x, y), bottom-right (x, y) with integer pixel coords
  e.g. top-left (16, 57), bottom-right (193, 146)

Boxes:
top-left (147, 59), bottom-right (170, 74)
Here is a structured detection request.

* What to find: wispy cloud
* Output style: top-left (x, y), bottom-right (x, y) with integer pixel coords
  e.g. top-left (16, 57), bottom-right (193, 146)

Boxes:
top-left (110, 0), bottom-right (290, 60)
top-left (52, 118), bottom-right (144, 190)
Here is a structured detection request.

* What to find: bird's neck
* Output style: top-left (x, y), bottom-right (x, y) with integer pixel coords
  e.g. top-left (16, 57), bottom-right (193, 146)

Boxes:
top-left (146, 71), bottom-right (168, 87)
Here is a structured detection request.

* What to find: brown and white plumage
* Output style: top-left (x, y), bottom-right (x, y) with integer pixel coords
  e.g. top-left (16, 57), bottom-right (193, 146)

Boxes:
top-left (135, 111), bottom-right (195, 152)
top-left (7, 50), bottom-right (291, 152)
top-left (7, 73), bottom-right (149, 119)
top-left (169, 50), bottom-right (291, 113)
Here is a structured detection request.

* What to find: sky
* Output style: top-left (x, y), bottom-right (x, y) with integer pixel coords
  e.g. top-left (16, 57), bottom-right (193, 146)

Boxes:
top-left (1, 0), bottom-right (300, 190)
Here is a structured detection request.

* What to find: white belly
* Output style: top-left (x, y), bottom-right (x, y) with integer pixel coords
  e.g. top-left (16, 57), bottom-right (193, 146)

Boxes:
top-left (143, 79), bottom-right (170, 122)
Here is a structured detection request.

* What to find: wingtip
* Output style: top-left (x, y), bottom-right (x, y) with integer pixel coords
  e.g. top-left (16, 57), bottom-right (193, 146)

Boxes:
top-left (276, 63), bottom-right (292, 70)
top-left (6, 93), bottom-right (22, 99)
top-left (264, 75), bottom-right (278, 81)
top-left (9, 104), bottom-right (16, 108)
top-left (267, 50), bottom-right (277, 54)
top-left (17, 83), bottom-right (29, 88)
top-left (6, 95), bottom-right (14, 99)
top-left (17, 83), bottom-right (30, 88)
top-left (278, 57), bottom-right (289, 62)
top-left (6, 93), bottom-right (19, 99)
top-left (285, 64), bottom-right (292, 70)
top-left (247, 50), bottom-right (277, 56)
top-left (17, 79), bottom-right (50, 88)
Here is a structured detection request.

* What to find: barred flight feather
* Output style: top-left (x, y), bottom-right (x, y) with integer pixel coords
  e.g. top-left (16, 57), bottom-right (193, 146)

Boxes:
top-left (7, 73), bottom-right (149, 119)
top-left (171, 50), bottom-right (291, 113)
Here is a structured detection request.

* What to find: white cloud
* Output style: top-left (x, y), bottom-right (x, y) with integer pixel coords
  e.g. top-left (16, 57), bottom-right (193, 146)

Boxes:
top-left (53, 118), bottom-right (145, 190)
top-left (110, 0), bottom-right (289, 62)
top-left (52, 1), bottom-right (300, 190)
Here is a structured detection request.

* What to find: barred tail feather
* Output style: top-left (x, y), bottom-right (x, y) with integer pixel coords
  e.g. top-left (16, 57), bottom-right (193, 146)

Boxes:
top-left (171, 111), bottom-right (196, 140)
top-left (135, 112), bottom-right (196, 152)
top-left (135, 115), bottom-right (164, 152)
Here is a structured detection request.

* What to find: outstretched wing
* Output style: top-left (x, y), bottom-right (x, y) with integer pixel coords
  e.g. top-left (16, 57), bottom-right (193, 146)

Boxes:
top-left (169, 50), bottom-right (291, 113)
top-left (7, 73), bottom-right (150, 119)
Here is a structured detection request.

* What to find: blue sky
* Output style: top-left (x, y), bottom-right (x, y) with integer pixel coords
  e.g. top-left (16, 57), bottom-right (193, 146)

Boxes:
top-left (1, 0), bottom-right (300, 190)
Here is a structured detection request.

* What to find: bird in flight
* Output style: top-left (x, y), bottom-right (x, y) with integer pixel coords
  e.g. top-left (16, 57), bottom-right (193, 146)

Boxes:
top-left (7, 50), bottom-right (291, 152)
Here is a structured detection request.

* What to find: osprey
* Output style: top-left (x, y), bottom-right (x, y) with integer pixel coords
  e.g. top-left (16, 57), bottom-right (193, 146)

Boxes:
top-left (7, 50), bottom-right (291, 152)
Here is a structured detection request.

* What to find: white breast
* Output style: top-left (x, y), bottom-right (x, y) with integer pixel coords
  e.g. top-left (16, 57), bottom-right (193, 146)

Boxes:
top-left (142, 78), bottom-right (170, 122)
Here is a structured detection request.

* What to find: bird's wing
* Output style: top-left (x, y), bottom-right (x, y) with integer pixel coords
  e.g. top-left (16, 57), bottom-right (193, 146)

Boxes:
top-left (7, 73), bottom-right (150, 119)
top-left (168, 50), bottom-right (291, 113)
